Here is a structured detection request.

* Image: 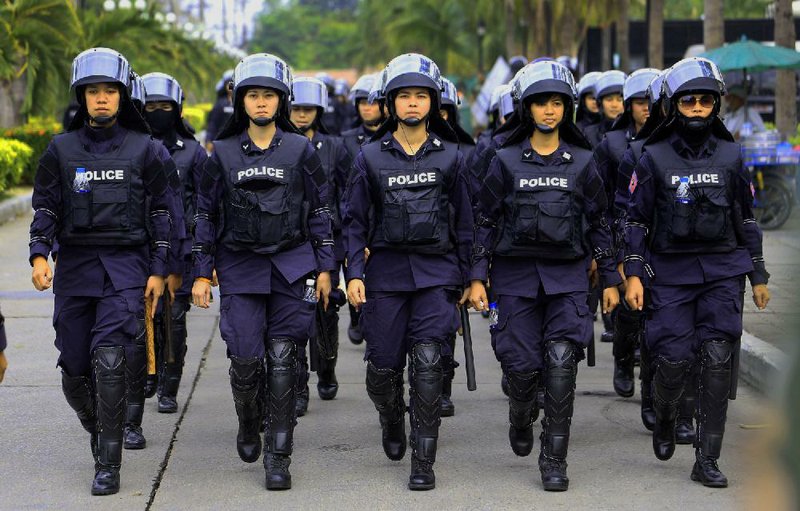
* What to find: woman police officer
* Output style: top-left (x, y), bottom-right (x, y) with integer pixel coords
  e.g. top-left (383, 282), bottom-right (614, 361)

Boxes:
top-left (29, 47), bottom-right (175, 495)
top-left (344, 53), bottom-right (474, 490)
top-left (468, 60), bottom-right (621, 492)
top-left (624, 57), bottom-right (770, 487)
top-left (191, 53), bottom-right (334, 490)
top-left (141, 72), bottom-right (208, 414)
top-left (288, 76), bottom-right (350, 412)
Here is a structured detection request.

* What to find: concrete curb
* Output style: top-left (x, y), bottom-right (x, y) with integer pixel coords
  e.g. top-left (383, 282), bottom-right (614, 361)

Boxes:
top-left (740, 330), bottom-right (787, 394)
top-left (0, 192), bottom-right (31, 226)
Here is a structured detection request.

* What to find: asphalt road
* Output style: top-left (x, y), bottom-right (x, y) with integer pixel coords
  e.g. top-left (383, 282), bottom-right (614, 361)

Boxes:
top-left (0, 214), bottom-right (781, 511)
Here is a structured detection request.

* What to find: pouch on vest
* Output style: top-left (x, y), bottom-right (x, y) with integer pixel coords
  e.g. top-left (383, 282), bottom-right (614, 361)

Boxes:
top-left (667, 175), bottom-right (730, 243)
top-left (91, 183), bottom-right (130, 230)
top-left (71, 191), bottom-right (92, 229)
top-left (381, 169), bottom-right (443, 246)
top-left (511, 194), bottom-right (575, 247)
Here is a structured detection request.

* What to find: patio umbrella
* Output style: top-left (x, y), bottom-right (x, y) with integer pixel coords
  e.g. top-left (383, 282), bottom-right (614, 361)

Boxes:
top-left (699, 36), bottom-right (800, 73)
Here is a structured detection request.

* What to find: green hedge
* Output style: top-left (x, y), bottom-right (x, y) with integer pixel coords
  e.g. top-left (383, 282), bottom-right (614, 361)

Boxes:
top-left (0, 138), bottom-right (34, 193)
top-left (3, 117), bottom-right (62, 185)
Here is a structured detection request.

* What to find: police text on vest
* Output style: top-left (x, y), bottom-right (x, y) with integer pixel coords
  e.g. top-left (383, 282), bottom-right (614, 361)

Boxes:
top-left (86, 169), bottom-right (125, 181)
top-left (518, 177), bottom-right (568, 189)
top-left (237, 166), bottom-right (285, 181)
top-left (387, 172), bottom-right (438, 187)
top-left (671, 174), bottom-right (719, 185)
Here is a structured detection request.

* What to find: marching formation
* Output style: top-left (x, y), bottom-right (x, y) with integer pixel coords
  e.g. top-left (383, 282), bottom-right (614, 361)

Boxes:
top-left (28, 45), bottom-right (770, 497)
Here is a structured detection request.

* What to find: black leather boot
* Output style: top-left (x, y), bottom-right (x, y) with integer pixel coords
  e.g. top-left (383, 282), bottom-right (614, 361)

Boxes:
top-left (639, 341), bottom-right (656, 431)
top-left (408, 342), bottom-right (442, 491)
top-left (123, 329), bottom-right (147, 450)
top-left (264, 338), bottom-right (297, 490)
top-left (538, 340), bottom-right (577, 492)
top-left (316, 306), bottom-right (340, 400)
top-left (676, 363), bottom-right (698, 445)
top-left (347, 304), bottom-right (363, 345)
top-left (600, 311), bottom-right (614, 343)
top-left (506, 370), bottom-right (539, 457)
top-left (652, 357), bottom-right (691, 461)
top-left (612, 304), bottom-right (641, 398)
top-left (158, 305), bottom-right (187, 413)
top-left (366, 362), bottom-right (406, 461)
top-left (92, 347), bottom-right (126, 496)
top-left (691, 340), bottom-right (732, 488)
top-left (229, 356), bottom-right (264, 463)
top-left (62, 371), bottom-right (97, 455)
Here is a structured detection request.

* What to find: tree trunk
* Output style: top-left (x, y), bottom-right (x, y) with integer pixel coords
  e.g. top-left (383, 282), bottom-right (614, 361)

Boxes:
top-left (0, 75), bottom-right (28, 130)
top-left (616, 0), bottom-right (630, 71)
top-left (703, 0), bottom-right (724, 50)
top-left (601, 24), bottom-right (612, 70)
top-left (504, 0), bottom-right (517, 58)
top-left (647, 0), bottom-right (663, 68)
top-left (775, 0), bottom-right (797, 138)
top-left (527, 0), bottom-right (547, 58)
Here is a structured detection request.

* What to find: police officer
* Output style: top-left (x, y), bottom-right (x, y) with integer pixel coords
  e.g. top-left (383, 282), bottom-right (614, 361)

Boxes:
top-left (614, 68), bottom-right (668, 432)
top-left (130, 72), bottom-right (145, 114)
top-left (191, 53), bottom-right (333, 490)
top-left (289, 76), bottom-right (350, 413)
top-left (29, 47), bottom-right (175, 495)
top-left (340, 73), bottom-right (384, 345)
top-left (440, 78), bottom-right (476, 163)
top-left (341, 73), bottom-right (384, 164)
top-left (205, 69), bottom-right (234, 152)
top-left (584, 70), bottom-right (627, 148)
top-left (142, 72), bottom-right (208, 414)
top-left (575, 71), bottom-right (602, 135)
top-left (344, 53), bottom-right (473, 490)
top-left (468, 60), bottom-right (620, 492)
top-left (624, 57), bottom-right (770, 487)
top-left (592, 67), bottom-right (660, 399)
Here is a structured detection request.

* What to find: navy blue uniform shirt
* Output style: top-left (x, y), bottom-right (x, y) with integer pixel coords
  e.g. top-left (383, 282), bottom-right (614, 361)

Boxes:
top-left (29, 123), bottom-right (174, 296)
top-left (343, 131), bottom-right (474, 291)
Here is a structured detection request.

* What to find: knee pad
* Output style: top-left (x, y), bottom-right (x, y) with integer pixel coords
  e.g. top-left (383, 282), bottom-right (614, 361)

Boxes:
top-left (701, 340), bottom-right (732, 371)
top-left (266, 338), bottom-right (297, 372)
top-left (544, 340), bottom-right (577, 372)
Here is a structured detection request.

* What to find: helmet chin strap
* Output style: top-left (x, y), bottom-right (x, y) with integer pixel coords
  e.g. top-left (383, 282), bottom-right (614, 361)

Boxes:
top-left (398, 113), bottom-right (428, 127)
top-left (249, 115), bottom-right (275, 127)
top-left (534, 122), bottom-right (556, 134)
top-left (88, 112), bottom-right (118, 127)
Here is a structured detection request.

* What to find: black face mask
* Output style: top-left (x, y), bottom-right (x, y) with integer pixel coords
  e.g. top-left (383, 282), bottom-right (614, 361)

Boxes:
top-left (144, 109), bottom-right (175, 136)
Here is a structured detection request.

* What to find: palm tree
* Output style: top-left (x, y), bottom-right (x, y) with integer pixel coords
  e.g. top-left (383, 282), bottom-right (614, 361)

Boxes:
top-left (647, 0), bottom-right (663, 68)
top-left (0, 0), bottom-right (81, 128)
top-left (703, 0), bottom-right (724, 50)
top-left (774, 0), bottom-right (797, 138)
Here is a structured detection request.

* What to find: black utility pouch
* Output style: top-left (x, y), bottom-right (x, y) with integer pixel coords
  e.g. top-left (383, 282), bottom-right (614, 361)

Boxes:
top-left (72, 191), bottom-right (92, 229)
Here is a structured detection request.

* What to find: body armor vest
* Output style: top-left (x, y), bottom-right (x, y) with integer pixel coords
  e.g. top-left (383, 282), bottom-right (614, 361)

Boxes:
top-left (362, 138), bottom-right (459, 254)
top-left (54, 130), bottom-right (150, 246)
top-left (313, 134), bottom-right (342, 230)
top-left (494, 146), bottom-right (592, 260)
top-left (171, 136), bottom-right (201, 230)
top-left (214, 133), bottom-right (309, 254)
top-left (646, 138), bottom-right (740, 254)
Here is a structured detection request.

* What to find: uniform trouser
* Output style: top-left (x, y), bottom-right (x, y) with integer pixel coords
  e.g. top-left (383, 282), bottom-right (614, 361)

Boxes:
top-left (646, 276), bottom-right (745, 460)
top-left (358, 286), bottom-right (460, 370)
top-left (491, 291), bottom-right (591, 374)
top-left (154, 296), bottom-right (190, 398)
top-left (218, 271), bottom-right (315, 456)
top-left (297, 263), bottom-right (345, 388)
top-left (645, 277), bottom-right (745, 365)
top-left (54, 277), bottom-right (143, 467)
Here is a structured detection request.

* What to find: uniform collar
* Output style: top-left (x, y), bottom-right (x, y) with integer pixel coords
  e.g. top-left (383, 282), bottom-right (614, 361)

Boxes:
top-left (239, 127), bottom-right (284, 155)
top-left (668, 131), bottom-right (717, 159)
top-left (80, 121), bottom-right (123, 143)
top-left (379, 131), bottom-right (445, 153)
top-left (519, 138), bottom-right (574, 165)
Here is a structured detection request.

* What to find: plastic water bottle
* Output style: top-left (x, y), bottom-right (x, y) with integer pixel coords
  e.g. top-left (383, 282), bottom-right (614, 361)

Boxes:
top-left (488, 302), bottom-right (498, 329)
top-left (73, 167), bottom-right (90, 193)
top-left (303, 278), bottom-right (317, 303)
top-left (675, 176), bottom-right (692, 205)
top-left (741, 121), bottom-right (753, 139)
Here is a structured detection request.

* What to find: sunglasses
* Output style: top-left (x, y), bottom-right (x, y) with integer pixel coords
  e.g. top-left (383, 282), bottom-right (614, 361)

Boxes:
top-left (677, 94), bottom-right (716, 108)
